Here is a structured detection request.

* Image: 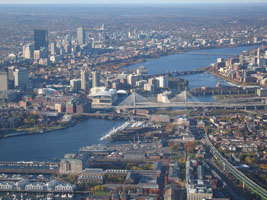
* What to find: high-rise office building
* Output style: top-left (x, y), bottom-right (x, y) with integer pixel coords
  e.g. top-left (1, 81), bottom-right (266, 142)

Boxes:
top-left (23, 43), bottom-right (34, 59)
top-left (92, 71), bottom-right (100, 88)
top-left (34, 30), bottom-right (48, 50)
top-left (77, 27), bottom-right (85, 45)
top-left (81, 69), bottom-right (89, 91)
top-left (257, 48), bottom-right (261, 59)
top-left (50, 42), bottom-right (57, 55)
top-left (0, 72), bottom-right (8, 91)
top-left (100, 23), bottom-right (105, 30)
top-left (14, 68), bottom-right (29, 90)
top-left (8, 66), bottom-right (15, 81)
top-left (70, 79), bottom-right (81, 91)
top-left (156, 76), bottom-right (169, 88)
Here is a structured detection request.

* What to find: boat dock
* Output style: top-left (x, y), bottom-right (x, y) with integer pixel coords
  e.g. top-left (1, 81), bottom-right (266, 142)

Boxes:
top-left (100, 121), bottom-right (147, 141)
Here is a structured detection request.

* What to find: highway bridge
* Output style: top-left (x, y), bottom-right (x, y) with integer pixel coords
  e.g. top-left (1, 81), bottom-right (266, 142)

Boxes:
top-left (80, 112), bottom-right (149, 120)
top-left (153, 70), bottom-right (204, 77)
top-left (115, 101), bottom-right (267, 110)
top-left (180, 52), bottom-right (237, 57)
top-left (204, 134), bottom-right (267, 199)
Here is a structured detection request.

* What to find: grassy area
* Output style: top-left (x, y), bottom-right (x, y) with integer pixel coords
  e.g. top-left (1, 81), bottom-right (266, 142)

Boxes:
top-left (171, 155), bottom-right (181, 160)
top-left (213, 95), bottom-right (225, 102)
top-left (155, 109), bottom-right (191, 117)
top-left (94, 191), bottom-right (110, 196)
top-left (213, 94), bottom-right (255, 102)
top-left (186, 153), bottom-right (196, 159)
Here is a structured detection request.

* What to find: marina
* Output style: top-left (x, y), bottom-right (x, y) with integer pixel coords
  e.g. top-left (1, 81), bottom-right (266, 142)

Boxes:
top-left (100, 121), bottom-right (147, 141)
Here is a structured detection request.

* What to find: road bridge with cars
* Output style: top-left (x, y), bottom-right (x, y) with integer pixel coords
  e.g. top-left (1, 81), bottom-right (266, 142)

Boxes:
top-left (115, 101), bottom-right (267, 110)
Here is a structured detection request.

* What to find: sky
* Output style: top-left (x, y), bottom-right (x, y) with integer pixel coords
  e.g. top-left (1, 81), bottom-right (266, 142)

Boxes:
top-left (0, 0), bottom-right (266, 4)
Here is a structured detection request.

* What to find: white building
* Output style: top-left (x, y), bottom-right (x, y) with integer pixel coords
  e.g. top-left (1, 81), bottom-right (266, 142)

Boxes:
top-left (0, 72), bottom-right (8, 92)
top-left (92, 89), bottom-right (117, 107)
top-left (0, 182), bottom-right (15, 190)
top-left (156, 76), bottom-right (168, 88)
top-left (81, 69), bottom-right (89, 91)
top-left (127, 74), bottom-right (139, 86)
top-left (25, 183), bottom-right (45, 191)
top-left (23, 43), bottom-right (34, 59)
top-left (144, 83), bottom-right (154, 93)
top-left (38, 88), bottom-right (57, 96)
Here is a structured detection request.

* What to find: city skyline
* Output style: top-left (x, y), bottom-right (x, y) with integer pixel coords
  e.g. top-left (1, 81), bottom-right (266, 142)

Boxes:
top-left (0, 2), bottom-right (266, 200)
top-left (0, 0), bottom-right (266, 4)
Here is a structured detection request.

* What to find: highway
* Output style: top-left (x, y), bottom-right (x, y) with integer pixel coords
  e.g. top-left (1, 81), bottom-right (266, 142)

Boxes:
top-left (203, 133), bottom-right (267, 200)
top-left (115, 101), bottom-right (267, 110)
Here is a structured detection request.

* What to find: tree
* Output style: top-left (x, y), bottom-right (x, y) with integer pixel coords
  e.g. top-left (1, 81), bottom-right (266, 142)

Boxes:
top-left (184, 142), bottom-right (195, 153)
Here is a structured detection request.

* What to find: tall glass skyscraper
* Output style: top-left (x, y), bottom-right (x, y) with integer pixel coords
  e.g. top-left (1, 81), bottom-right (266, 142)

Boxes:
top-left (34, 30), bottom-right (48, 50)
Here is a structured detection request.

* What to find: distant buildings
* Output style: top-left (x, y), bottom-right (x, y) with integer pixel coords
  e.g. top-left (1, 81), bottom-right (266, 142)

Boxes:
top-left (60, 158), bottom-right (83, 174)
top-left (0, 179), bottom-right (76, 193)
top-left (81, 69), bottom-right (89, 91)
top-left (77, 27), bottom-right (85, 45)
top-left (186, 160), bottom-right (213, 200)
top-left (70, 79), bottom-right (81, 91)
top-left (0, 72), bottom-right (8, 91)
top-left (92, 71), bottom-right (100, 88)
top-left (144, 83), bottom-right (155, 94)
top-left (50, 42), bottom-right (57, 55)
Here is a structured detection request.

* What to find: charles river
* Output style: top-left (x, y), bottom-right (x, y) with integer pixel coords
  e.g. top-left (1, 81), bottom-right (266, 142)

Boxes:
top-left (0, 45), bottom-right (256, 162)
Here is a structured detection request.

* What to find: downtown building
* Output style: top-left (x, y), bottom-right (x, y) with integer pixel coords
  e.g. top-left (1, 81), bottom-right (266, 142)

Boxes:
top-left (77, 27), bottom-right (86, 45)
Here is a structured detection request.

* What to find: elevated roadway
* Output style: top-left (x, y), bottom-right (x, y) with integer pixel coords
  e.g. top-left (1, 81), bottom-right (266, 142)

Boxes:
top-left (115, 101), bottom-right (267, 110)
top-left (204, 134), bottom-right (267, 199)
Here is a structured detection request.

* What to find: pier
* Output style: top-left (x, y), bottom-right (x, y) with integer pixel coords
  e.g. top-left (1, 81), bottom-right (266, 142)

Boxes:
top-left (0, 161), bottom-right (59, 168)
top-left (0, 168), bottom-right (57, 174)
top-left (100, 121), bottom-right (131, 141)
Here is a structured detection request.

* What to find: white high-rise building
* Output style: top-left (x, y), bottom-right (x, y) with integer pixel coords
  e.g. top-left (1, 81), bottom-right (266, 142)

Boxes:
top-left (23, 43), bottom-right (34, 59)
top-left (127, 74), bottom-right (139, 86)
top-left (156, 76), bottom-right (168, 88)
top-left (0, 72), bottom-right (8, 91)
top-left (92, 71), bottom-right (100, 88)
top-left (81, 69), bottom-right (89, 91)
top-left (77, 27), bottom-right (85, 45)
top-left (50, 42), bottom-right (57, 55)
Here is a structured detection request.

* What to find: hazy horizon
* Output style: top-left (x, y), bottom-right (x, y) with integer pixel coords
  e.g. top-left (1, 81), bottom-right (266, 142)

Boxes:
top-left (0, 0), bottom-right (266, 4)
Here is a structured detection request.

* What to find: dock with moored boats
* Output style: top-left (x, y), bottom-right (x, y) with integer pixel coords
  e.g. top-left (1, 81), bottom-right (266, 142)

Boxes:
top-left (99, 121), bottom-right (148, 141)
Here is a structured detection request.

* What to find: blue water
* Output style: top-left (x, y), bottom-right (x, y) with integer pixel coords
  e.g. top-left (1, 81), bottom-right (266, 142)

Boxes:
top-left (126, 45), bottom-right (255, 76)
top-left (0, 119), bottom-right (122, 161)
top-left (0, 45), bottom-right (256, 162)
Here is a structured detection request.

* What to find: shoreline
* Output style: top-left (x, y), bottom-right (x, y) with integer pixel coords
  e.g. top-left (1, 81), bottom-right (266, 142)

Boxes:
top-left (118, 43), bottom-right (258, 71)
top-left (208, 70), bottom-right (242, 87)
top-left (0, 123), bottom-right (76, 140)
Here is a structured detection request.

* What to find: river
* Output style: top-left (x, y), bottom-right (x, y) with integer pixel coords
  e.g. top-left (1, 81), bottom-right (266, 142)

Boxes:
top-left (0, 119), bottom-right (122, 161)
top-left (0, 45), bottom-right (256, 162)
